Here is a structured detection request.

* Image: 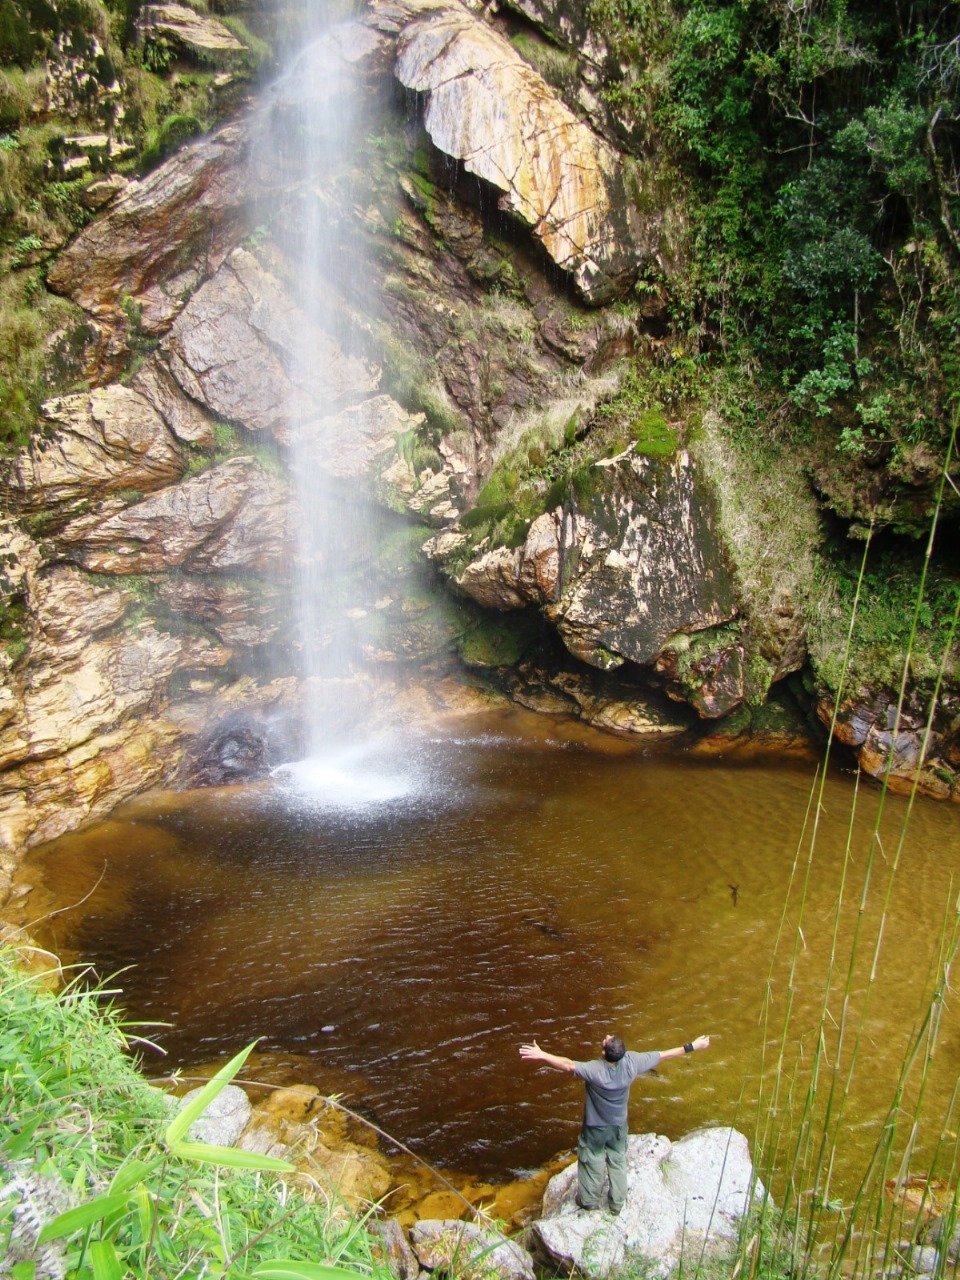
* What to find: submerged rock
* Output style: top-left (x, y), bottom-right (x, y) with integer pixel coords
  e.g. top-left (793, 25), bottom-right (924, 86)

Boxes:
top-left (532, 1128), bottom-right (764, 1279)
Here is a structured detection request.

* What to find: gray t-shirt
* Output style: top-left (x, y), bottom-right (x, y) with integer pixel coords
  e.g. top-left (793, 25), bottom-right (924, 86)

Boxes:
top-left (574, 1050), bottom-right (661, 1127)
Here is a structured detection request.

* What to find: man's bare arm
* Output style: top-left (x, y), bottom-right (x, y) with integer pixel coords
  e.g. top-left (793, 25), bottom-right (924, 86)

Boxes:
top-left (519, 1040), bottom-right (577, 1072)
top-left (657, 1034), bottom-right (711, 1062)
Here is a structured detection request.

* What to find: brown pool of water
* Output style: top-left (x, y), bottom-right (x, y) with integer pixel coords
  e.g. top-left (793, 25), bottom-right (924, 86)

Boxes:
top-left (10, 707), bottom-right (960, 1213)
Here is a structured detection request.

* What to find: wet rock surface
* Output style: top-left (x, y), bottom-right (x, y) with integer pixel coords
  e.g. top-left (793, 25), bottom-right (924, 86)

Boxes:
top-left (385, 0), bottom-right (645, 302)
top-left (7, 386), bottom-right (185, 516)
top-left (825, 692), bottom-right (960, 802)
top-left (55, 457), bottom-right (291, 575)
top-left (532, 1128), bottom-right (764, 1279)
top-left (162, 247), bottom-right (379, 441)
top-left (46, 123), bottom-right (248, 346)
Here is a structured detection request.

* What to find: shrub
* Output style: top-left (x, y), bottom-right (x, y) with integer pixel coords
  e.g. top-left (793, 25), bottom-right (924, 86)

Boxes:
top-left (0, 944), bottom-right (392, 1279)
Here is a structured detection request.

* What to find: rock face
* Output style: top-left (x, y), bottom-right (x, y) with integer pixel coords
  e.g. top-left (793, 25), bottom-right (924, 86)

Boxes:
top-left (7, 386), bottom-right (185, 515)
top-left (553, 454), bottom-right (736, 671)
top-left (55, 458), bottom-right (291, 575)
top-left (137, 4), bottom-right (246, 59)
top-left (162, 247), bottom-right (379, 441)
top-left (388, 1), bottom-right (645, 302)
top-left (532, 1128), bottom-right (765, 1279)
top-left (46, 122), bottom-right (248, 342)
top-left (824, 692), bottom-right (960, 801)
top-left (426, 451), bottom-right (739, 698)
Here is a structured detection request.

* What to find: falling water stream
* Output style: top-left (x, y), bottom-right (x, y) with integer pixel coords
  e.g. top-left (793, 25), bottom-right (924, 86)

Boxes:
top-left (250, 5), bottom-right (388, 765)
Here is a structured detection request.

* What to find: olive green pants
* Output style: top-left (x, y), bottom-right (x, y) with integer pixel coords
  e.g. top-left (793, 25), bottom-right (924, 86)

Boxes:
top-left (576, 1123), bottom-right (628, 1209)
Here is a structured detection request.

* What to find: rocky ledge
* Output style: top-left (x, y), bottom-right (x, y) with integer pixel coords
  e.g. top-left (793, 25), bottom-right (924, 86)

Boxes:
top-left (177, 1079), bottom-right (767, 1280)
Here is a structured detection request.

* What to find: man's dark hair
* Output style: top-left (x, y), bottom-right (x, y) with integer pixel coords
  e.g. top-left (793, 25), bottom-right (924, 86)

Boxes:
top-left (603, 1036), bottom-right (626, 1062)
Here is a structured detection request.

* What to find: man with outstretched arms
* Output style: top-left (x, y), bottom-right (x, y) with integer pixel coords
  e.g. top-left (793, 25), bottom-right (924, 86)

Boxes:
top-left (519, 1032), bottom-right (711, 1214)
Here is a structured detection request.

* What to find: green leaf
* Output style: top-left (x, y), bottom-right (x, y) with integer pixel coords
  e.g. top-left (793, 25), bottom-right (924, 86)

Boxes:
top-left (171, 1140), bottom-right (294, 1171)
top-left (10, 1263), bottom-right (37, 1280)
top-left (37, 1192), bottom-right (132, 1243)
top-left (108, 1157), bottom-right (158, 1195)
top-left (3, 1116), bottom-right (41, 1160)
top-left (252, 1266), bottom-right (370, 1280)
top-left (164, 1042), bottom-right (257, 1146)
top-left (89, 1239), bottom-right (124, 1280)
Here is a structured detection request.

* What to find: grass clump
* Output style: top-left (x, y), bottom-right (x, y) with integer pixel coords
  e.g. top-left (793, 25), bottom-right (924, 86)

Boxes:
top-left (139, 110), bottom-right (203, 170)
top-left (0, 944), bottom-right (390, 1280)
top-left (629, 407), bottom-right (678, 458)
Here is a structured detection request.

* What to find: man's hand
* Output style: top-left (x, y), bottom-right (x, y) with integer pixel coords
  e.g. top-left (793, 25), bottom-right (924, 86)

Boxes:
top-left (659, 1034), bottom-right (712, 1062)
top-left (519, 1041), bottom-right (576, 1072)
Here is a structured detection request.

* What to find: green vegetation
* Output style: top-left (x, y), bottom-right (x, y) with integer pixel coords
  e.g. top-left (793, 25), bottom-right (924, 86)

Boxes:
top-left (509, 29), bottom-right (579, 95)
top-left (0, 0), bottom-right (259, 455)
top-left (0, 943), bottom-right (391, 1280)
top-left (578, 0), bottom-right (960, 526)
top-left (0, 593), bottom-right (28, 662)
top-left (660, 1), bottom-right (958, 450)
top-left (811, 544), bottom-right (960, 693)
top-left (456, 609), bottom-right (543, 668)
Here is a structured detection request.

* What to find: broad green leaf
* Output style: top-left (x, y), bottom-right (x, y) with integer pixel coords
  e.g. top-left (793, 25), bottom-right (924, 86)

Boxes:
top-left (10, 1263), bottom-right (36, 1280)
top-left (108, 1157), bottom-right (159, 1195)
top-left (164, 1041), bottom-right (257, 1147)
top-left (172, 1140), bottom-right (294, 1171)
top-left (252, 1266), bottom-right (370, 1280)
top-left (3, 1116), bottom-right (40, 1159)
top-left (135, 1182), bottom-right (154, 1239)
top-left (89, 1239), bottom-right (123, 1280)
top-left (37, 1192), bottom-right (131, 1243)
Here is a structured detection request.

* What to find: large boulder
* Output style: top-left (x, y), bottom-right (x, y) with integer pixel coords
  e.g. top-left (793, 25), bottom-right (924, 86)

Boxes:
top-left (161, 247), bottom-right (379, 441)
top-left (430, 451), bottom-right (739, 687)
top-left (46, 123), bottom-right (248, 338)
top-left (54, 457), bottom-right (291, 575)
top-left (384, 0), bottom-right (646, 303)
top-left (551, 455), bottom-right (737, 670)
top-left (5, 386), bottom-right (184, 516)
top-left (532, 1128), bottom-right (765, 1279)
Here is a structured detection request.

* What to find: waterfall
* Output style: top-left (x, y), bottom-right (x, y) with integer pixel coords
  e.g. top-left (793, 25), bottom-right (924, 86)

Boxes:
top-left (251, 5), bottom-right (414, 801)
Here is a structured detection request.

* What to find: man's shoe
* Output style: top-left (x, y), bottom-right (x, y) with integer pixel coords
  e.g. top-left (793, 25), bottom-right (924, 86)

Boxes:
top-left (575, 1199), bottom-right (600, 1211)
top-left (607, 1204), bottom-right (623, 1216)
